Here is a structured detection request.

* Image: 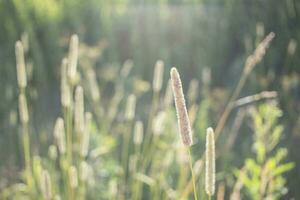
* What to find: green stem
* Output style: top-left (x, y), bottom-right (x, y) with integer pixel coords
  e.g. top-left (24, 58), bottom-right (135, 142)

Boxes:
top-left (22, 122), bottom-right (33, 192)
top-left (188, 148), bottom-right (198, 200)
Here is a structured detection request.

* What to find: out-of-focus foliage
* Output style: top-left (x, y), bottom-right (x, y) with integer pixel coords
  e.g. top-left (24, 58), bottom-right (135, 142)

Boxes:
top-left (234, 104), bottom-right (294, 200)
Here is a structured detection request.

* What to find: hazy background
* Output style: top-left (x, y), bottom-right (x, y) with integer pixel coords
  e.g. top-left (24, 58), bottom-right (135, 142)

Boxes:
top-left (0, 0), bottom-right (299, 198)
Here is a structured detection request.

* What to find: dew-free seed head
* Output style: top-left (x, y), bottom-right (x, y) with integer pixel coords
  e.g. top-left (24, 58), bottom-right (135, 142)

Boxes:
top-left (69, 166), bottom-right (78, 188)
top-left (133, 121), bottom-right (144, 145)
top-left (68, 34), bottom-right (79, 84)
top-left (125, 94), bottom-right (136, 121)
top-left (15, 41), bottom-right (27, 88)
top-left (61, 58), bottom-right (71, 108)
top-left (205, 127), bottom-right (216, 196)
top-left (153, 60), bottom-right (164, 92)
top-left (170, 67), bottom-right (193, 146)
top-left (74, 86), bottom-right (85, 134)
top-left (53, 117), bottom-right (66, 154)
top-left (80, 112), bottom-right (91, 157)
top-left (40, 170), bottom-right (52, 200)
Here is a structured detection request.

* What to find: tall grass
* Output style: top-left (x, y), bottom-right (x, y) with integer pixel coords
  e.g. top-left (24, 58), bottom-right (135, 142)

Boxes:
top-left (0, 32), bottom-right (294, 200)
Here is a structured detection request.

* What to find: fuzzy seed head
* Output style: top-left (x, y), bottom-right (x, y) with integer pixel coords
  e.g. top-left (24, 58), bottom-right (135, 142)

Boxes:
top-left (164, 79), bottom-right (173, 108)
top-left (18, 93), bottom-right (29, 124)
top-left (80, 112), bottom-right (91, 157)
top-left (69, 166), bottom-right (78, 188)
top-left (40, 170), bottom-right (52, 200)
top-left (134, 121), bottom-right (144, 145)
top-left (48, 145), bottom-right (58, 160)
top-left (153, 60), bottom-right (164, 92)
top-left (152, 111), bottom-right (167, 135)
top-left (170, 67), bottom-right (193, 146)
top-left (15, 41), bottom-right (27, 88)
top-left (205, 127), bottom-right (216, 196)
top-left (53, 118), bottom-right (66, 154)
top-left (74, 86), bottom-right (85, 134)
top-left (125, 94), bottom-right (136, 121)
top-left (87, 68), bottom-right (100, 102)
top-left (79, 161), bottom-right (89, 182)
top-left (61, 58), bottom-right (71, 107)
top-left (68, 34), bottom-right (79, 84)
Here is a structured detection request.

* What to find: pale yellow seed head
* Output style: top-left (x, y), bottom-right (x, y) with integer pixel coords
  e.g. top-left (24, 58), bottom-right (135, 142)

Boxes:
top-left (40, 170), bottom-right (52, 200)
top-left (15, 41), bottom-right (27, 88)
top-left (205, 127), bottom-right (216, 196)
top-left (133, 121), bottom-right (144, 145)
top-left (53, 117), bottom-right (66, 154)
top-left (74, 86), bottom-right (85, 134)
top-left (18, 93), bottom-right (29, 124)
top-left (125, 94), bottom-right (136, 121)
top-left (79, 161), bottom-right (89, 182)
top-left (87, 68), bottom-right (100, 102)
top-left (170, 67), bottom-right (193, 146)
top-left (153, 60), bottom-right (164, 92)
top-left (61, 58), bottom-right (71, 107)
top-left (69, 166), bottom-right (78, 188)
top-left (80, 112), bottom-right (91, 157)
top-left (68, 34), bottom-right (79, 84)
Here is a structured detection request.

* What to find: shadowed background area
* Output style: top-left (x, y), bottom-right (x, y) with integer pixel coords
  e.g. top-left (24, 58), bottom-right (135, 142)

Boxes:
top-left (0, 0), bottom-right (299, 199)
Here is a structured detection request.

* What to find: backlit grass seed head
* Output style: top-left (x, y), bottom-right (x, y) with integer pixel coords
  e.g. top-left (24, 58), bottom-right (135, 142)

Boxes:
top-left (244, 32), bottom-right (275, 74)
top-left (170, 67), bottom-right (193, 146)
top-left (48, 145), bottom-right (58, 160)
top-left (61, 58), bottom-right (71, 107)
top-left (87, 68), bottom-right (100, 102)
top-left (187, 79), bottom-right (199, 104)
top-left (134, 121), bottom-right (144, 145)
top-left (205, 127), bottom-right (216, 196)
top-left (54, 117), bottom-right (66, 154)
top-left (153, 60), bottom-right (164, 92)
top-left (69, 166), bottom-right (78, 188)
top-left (15, 41), bottom-right (27, 88)
top-left (121, 59), bottom-right (133, 78)
top-left (74, 86), bottom-right (85, 134)
top-left (80, 112), bottom-right (91, 157)
top-left (152, 111), bottom-right (167, 135)
top-left (68, 34), bottom-right (79, 84)
top-left (125, 94), bottom-right (136, 120)
top-left (164, 79), bottom-right (173, 108)
top-left (79, 161), bottom-right (89, 182)
top-left (18, 93), bottom-right (29, 124)
top-left (40, 170), bottom-right (52, 200)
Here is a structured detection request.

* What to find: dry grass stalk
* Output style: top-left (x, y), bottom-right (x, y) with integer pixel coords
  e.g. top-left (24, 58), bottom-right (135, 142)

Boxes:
top-left (170, 67), bottom-right (193, 146)
top-left (206, 127), bottom-right (216, 196)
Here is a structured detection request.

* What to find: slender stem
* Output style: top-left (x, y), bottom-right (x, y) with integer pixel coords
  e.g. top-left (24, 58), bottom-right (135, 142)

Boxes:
top-left (22, 122), bottom-right (33, 191)
top-left (188, 148), bottom-right (198, 200)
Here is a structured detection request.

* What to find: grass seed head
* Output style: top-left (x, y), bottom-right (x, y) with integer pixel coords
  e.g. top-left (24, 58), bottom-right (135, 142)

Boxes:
top-left (40, 170), bottom-right (52, 200)
top-left (153, 60), bottom-right (164, 92)
top-left (205, 127), bottom-right (216, 196)
top-left (170, 67), bottom-right (193, 146)
top-left (15, 41), bottom-right (27, 89)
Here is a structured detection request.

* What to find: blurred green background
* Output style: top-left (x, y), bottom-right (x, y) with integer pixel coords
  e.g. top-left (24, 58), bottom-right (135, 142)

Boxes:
top-left (0, 0), bottom-right (299, 199)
